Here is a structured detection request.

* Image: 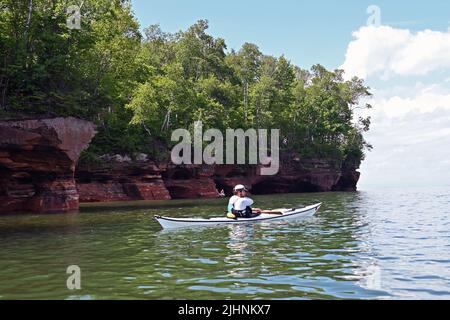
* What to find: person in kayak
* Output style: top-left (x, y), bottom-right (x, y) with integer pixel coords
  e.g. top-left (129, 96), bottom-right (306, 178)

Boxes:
top-left (227, 185), bottom-right (262, 219)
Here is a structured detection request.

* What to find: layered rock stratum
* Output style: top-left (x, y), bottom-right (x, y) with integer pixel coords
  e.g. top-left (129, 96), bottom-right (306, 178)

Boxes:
top-left (0, 117), bottom-right (360, 213)
top-left (0, 117), bottom-right (96, 213)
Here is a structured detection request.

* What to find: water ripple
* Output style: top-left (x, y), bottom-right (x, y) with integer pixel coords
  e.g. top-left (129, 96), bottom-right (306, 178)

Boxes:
top-left (0, 188), bottom-right (449, 299)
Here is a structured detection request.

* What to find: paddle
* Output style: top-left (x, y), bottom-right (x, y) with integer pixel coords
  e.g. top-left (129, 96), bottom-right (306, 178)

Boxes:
top-left (225, 206), bottom-right (306, 216)
top-left (260, 206), bottom-right (305, 215)
top-left (259, 210), bottom-right (284, 215)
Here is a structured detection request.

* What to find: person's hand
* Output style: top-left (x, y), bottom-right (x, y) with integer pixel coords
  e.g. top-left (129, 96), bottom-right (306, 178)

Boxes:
top-left (254, 208), bottom-right (262, 214)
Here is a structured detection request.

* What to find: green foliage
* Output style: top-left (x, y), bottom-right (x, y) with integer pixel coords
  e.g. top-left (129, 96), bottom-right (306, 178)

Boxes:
top-left (0, 2), bottom-right (372, 167)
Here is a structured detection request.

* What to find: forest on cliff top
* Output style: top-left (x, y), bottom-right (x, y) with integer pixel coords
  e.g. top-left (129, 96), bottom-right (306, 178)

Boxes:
top-left (0, 0), bottom-right (372, 168)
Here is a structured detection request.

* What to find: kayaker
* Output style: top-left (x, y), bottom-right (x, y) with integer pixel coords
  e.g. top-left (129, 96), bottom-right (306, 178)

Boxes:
top-left (227, 185), bottom-right (262, 219)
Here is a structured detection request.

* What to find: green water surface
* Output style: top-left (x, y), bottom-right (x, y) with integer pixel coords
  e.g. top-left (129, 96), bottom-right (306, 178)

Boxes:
top-left (0, 189), bottom-right (449, 300)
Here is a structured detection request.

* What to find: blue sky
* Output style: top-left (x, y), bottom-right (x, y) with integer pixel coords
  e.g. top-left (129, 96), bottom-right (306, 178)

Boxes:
top-left (131, 0), bottom-right (450, 70)
top-left (131, 1), bottom-right (450, 189)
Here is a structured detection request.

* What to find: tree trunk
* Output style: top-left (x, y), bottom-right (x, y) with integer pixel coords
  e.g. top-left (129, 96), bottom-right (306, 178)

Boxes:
top-left (26, 0), bottom-right (33, 29)
top-left (1, 77), bottom-right (9, 110)
top-left (244, 81), bottom-right (249, 122)
top-left (24, 0), bottom-right (34, 68)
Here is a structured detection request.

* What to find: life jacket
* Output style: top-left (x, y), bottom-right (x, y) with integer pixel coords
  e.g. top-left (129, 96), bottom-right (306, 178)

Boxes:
top-left (227, 197), bottom-right (260, 219)
top-left (232, 206), bottom-right (254, 218)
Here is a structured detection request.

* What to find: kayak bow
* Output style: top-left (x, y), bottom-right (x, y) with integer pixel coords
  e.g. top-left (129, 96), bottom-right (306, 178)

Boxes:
top-left (154, 203), bottom-right (321, 230)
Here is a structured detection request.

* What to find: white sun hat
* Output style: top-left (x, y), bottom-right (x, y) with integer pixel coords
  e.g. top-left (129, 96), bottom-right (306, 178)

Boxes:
top-left (234, 184), bottom-right (248, 192)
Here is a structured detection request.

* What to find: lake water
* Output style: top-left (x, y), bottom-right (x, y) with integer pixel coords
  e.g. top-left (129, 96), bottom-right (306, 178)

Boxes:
top-left (0, 188), bottom-right (449, 300)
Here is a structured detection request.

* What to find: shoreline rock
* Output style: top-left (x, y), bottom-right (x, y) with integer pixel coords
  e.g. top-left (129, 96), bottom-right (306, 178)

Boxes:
top-left (0, 117), bottom-right (96, 213)
top-left (0, 117), bottom-right (360, 213)
top-left (76, 159), bottom-right (171, 202)
top-left (76, 154), bottom-right (360, 204)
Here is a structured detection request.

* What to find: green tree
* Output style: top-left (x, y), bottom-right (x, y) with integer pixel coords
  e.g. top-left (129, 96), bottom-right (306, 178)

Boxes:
top-left (1, 8), bottom-right (372, 167)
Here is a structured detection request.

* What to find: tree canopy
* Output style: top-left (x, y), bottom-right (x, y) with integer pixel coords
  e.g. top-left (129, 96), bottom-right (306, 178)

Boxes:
top-left (0, 1), bottom-right (372, 167)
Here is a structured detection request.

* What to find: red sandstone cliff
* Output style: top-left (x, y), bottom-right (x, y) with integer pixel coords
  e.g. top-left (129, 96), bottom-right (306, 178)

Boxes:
top-left (0, 117), bottom-right (96, 213)
top-left (76, 154), bottom-right (360, 203)
top-left (76, 154), bottom-right (171, 202)
top-left (0, 117), bottom-right (360, 213)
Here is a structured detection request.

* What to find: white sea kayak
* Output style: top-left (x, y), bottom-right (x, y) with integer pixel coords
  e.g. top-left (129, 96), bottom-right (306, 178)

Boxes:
top-left (154, 203), bottom-right (322, 230)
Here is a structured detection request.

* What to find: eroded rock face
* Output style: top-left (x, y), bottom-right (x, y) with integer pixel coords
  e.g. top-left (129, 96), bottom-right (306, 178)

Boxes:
top-left (163, 164), bottom-right (219, 199)
top-left (213, 157), bottom-right (360, 196)
top-left (75, 153), bottom-right (360, 203)
top-left (76, 160), bottom-right (171, 202)
top-left (0, 117), bottom-right (96, 213)
top-left (332, 169), bottom-right (360, 192)
top-left (0, 117), bottom-right (360, 213)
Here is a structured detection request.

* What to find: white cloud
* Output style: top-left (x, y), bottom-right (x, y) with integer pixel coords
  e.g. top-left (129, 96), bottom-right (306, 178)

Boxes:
top-left (341, 26), bottom-right (450, 80)
top-left (340, 25), bottom-right (450, 188)
top-left (360, 120), bottom-right (450, 189)
top-left (357, 84), bottom-right (450, 189)
top-left (372, 85), bottom-right (450, 118)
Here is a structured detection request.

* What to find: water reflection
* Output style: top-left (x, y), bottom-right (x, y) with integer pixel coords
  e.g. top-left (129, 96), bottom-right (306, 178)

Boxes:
top-left (0, 190), bottom-right (449, 299)
top-left (357, 262), bottom-right (382, 291)
top-left (225, 225), bottom-right (251, 272)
